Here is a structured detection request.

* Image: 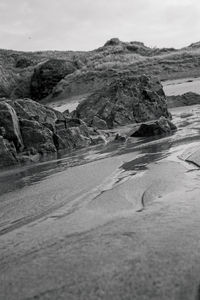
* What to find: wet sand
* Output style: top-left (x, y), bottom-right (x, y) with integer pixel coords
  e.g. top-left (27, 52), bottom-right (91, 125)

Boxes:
top-left (1, 105), bottom-right (200, 299)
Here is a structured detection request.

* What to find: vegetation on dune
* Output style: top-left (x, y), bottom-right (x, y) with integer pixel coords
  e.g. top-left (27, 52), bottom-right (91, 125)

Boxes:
top-left (0, 38), bottom-right (200, 101)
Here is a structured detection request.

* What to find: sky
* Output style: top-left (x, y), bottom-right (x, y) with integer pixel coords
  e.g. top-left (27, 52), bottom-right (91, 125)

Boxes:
top-left (0, 0), bottom-right (199, 51)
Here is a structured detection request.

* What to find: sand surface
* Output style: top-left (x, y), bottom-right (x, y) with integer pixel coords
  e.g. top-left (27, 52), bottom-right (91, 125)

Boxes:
top-left (163, 76), bottom-right (200, 96)
top-left (1, 105), bottom-right (200, 299)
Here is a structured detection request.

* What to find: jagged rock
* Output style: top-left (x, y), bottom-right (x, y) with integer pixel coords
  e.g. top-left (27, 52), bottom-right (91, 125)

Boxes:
top-left (65, 118), bottom-right (82, 128)
top-left (0, 97), bottom-right (108, 168)
top-left (62, 109), bottom-right (70, 118)
top-left (114, 133), bottom-right (127, 142)
top-left (75, 75), bottom-right (170, 129)
top-left (19, 119), bottom-right (56, 153)
top-left (54, 127), bottom-right (90, 151)
top-left (9, 98), bottom-right (64, 126)
top-left (0, 102), bottom-right (23, 150)
top-left (50, 69), bottom-right (124, 100)
top-left (167, 92), bottom-right (200, 108)
top-left (86, 126), bottom-right (107, 145)
top-left (90, 134), bottom-right (107, 145)
top-left (92, 116), bottom-right (108, 130)
top-left (30, 59), bottom-right (77, 100)
top-left (0, 136), bottom-right (18, 167)
top-left (131, 117), bottom-right (177, 137)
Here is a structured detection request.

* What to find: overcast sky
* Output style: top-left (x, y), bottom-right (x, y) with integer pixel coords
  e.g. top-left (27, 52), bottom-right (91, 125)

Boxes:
top-left (0, 0), bottom-right (199, 51)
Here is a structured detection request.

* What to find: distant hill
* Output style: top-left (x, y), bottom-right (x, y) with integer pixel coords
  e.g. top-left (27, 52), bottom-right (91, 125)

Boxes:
top-left (1, 38), bottom-right (200, 102)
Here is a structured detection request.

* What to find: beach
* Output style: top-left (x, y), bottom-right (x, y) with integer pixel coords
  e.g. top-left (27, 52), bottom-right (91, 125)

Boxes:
top-left (1, 103), bottom-right (200, 299)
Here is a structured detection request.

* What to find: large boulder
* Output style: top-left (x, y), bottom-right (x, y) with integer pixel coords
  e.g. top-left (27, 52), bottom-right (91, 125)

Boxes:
top-left (131, 117), bottom-right (177, 137)
top-left (9, 98), bottom-right (64, 128)
top-left (49, 69), bottom-right (133, 101)
top-left (0, 98), bottom-right (107, 168)
top-left (55, 127), bottom-right (90, 151)
top-left (30, 59), bottom-right (76, 100)
top-left (54, 117), bottom-right (104, 150)
top-left (74, 74), bottom-right (170, 129)
top-left (0, 102), bottom-right (23, 150)
top-left (19, 119), bottom-right (56, 153)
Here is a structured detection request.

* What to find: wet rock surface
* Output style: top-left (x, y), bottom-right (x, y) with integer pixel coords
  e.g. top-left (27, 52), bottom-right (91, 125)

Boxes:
top-left (74, 74), bottom-right (170, 129)
top-left (0, 98), bottom-right (105, 167)
top-left (131, 116), bottom-right (177, 137)
top-left (0, 101), bottom-right (23, 150)
top-left (0, 73), bottom-right (174, 167)
top-left (0, 136), bottom-right (18, 167)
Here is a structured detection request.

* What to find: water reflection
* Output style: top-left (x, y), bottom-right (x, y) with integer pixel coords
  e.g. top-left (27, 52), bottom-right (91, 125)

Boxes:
top-left (121, 138), bottom-right (172, 172)
top-left (1, 104), bottom-right (200, 197)
top-left (0, 134), bottom-right (173, 197)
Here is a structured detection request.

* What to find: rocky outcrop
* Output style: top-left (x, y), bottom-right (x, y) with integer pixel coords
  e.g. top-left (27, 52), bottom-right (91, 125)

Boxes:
top-left (131, 117), bottom-right (177, 137)
top-left (49, 69), bottom-right (126, 100)
top-left (74, 74), bottom-right (170, 129)
top-left (92, 116), bottom-right (108, 130)
top-left (20, 119), bottom-right (56, 153)
top-left (0, 136), bottom-right (18, 167)
top-left (30, 59), bottom-right (77, 100)
top-left (8, 98), bottom-right (64, 127)
top-left (0, 98), bottom-right (106, 168)
top-left (167, 92), bottom-right (200, 108)
top-left (0, 102), bottom-right (23, 150)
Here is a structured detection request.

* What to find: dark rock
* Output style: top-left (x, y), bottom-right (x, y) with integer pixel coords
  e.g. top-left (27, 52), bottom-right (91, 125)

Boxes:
top-left (54, 127), bottom-right (90, 151)
top-left (131, 117), bottom-right (177, 137)
top-left (20, 119), bottom-right (56, 153)
top-left (90, 134), bottom-right (107, 145)
top-left (75, 75), bottom-right (170, 129)
top-left (167, 92), bottom-right (200, 108)
top-left (0, 136), bottom-right (18, 167)
top-left (30, 59), bottom-right (76, 100)
top-left (63, 109), bottom-right (70, 118)
top-left (0, 101), bottom-right (23, 150)
top-left (18, 153), bottom-right (40, 164)
top-left (9, 98), bottom-right (64, 126)
top-left (114, 133), bottom-right (127, 142)
top-left (65, 118), bottom-right (82, 128)
top-left (92, 116), bottom-right (108, 130)
top-left (0, 97), bottom-right (108, 168)
top-left (49, 69), bottom-right (133, 101)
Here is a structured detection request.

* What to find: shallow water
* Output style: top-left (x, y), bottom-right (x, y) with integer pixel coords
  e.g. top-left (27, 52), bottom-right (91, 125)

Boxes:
top-left (1, 105), bottom-right (200, 237)
top-left (2, 103), bottom-right (200, 299)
